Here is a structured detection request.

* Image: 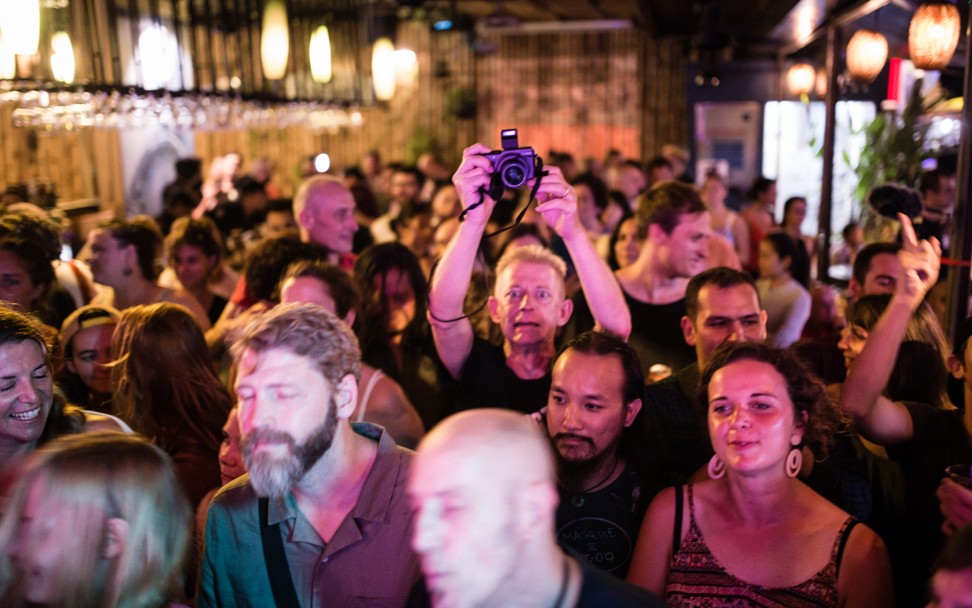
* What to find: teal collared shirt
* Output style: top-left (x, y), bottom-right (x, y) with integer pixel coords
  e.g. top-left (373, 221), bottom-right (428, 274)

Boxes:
top-left (197, 423), bottom-right (419, 608)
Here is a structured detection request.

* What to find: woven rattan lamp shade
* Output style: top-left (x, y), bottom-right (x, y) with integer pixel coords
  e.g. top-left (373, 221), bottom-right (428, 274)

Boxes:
top-left (909, 3), bottom-right (960, 70)
top-left (847, 30), bottom-right (888, 83)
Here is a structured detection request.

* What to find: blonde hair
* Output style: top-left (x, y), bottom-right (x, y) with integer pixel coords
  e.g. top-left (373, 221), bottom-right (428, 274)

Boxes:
top-left (494, 244), bottom-right (567, 291)
top-left (0, 433), bottom-right (191, 608)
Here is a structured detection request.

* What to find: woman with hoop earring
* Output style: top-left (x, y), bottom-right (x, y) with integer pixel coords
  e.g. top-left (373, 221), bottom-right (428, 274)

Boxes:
top-left (627, 343), bottom-right (892, 607)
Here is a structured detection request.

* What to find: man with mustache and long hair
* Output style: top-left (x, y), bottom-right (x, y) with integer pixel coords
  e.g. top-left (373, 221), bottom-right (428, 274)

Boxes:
top-left (197, 303), bottom-right (419, 607)
top-left (539, 331), bottom-right (645, 578)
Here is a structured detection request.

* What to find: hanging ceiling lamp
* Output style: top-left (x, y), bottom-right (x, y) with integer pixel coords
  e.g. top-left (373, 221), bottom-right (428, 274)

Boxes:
top-left (393, 48), bottom-right (417, 86)
top-left (309, 25), bottom-right (332, 83)
top-left (138, 26), bottom-right (176, 90)
top-left (261, 0), bottom-right (290, 80)
top-left (372, 37), bottom-right (396, 101)
top-left (846, 29), bottom-right (888, 83)
top-left (908, 3), bottom-right (961, 71)
top-left (50, 31), bottom-right (75, 83)
top-left (0, 0), bottom-right (40, 55)
top-left (0, 32), bottom-right (15, 79)
top-left (786, 63), bottom-right (816, 96)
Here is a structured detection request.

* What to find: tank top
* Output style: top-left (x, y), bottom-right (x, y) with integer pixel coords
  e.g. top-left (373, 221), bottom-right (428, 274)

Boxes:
top-left (356, 368), bottom-right (385, 422)
top-left (665, 483), bottom-right (857, 607)
top-left (712, 210), bottom-right (739, 247)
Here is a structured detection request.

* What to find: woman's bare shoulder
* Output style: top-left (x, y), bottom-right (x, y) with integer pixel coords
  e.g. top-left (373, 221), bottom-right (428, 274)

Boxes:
top-left (82, 411), bottom-right (134, 434)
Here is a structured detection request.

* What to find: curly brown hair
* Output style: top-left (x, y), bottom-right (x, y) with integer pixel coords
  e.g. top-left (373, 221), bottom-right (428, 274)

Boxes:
top-left (0, 212), bottom-right (63, 319)
top-left (698, 342), bottom-right (846, 460)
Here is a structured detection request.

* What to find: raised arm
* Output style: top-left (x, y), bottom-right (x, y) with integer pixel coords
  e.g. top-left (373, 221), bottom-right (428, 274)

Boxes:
top-left (534, 167), bottom-right (631, 340)
top-left (427, 144), bottom-right (496, 379)
top-left (839, 213), bottom-right (940, 445)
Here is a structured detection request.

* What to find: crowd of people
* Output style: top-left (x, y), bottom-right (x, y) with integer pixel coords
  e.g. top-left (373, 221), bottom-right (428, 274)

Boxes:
top-left (0, 141), bottom-right (969, 608)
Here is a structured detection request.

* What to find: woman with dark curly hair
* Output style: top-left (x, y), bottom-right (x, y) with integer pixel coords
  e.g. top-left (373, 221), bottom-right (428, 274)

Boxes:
top-left (353, 242), bottom-right (452, 429)
top-left (0, 212), bottom-right (73, 328)
top-left (85, 216), bottom-right (211, 329)
top-left (628, 342), bottom-right (892, 606)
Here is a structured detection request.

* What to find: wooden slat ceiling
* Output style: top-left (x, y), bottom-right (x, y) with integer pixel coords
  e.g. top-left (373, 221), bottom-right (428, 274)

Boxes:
top-left (435, 0), bottom-right (957, 63)
top-left (445, 0), bottom-right (808, 57)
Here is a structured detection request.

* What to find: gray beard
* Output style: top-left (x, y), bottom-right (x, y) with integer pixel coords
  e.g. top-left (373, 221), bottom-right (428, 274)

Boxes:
top-left (241, 402), bottom-right (338, 499)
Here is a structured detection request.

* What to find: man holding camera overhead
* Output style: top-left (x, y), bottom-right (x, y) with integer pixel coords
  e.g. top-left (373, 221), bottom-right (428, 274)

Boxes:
top-left (428, 139), bottom-right (631, 414)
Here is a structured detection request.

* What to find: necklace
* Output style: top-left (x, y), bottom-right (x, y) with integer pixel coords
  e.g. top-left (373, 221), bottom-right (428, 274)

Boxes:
top-left (570, 458), bottom-right (621, 507)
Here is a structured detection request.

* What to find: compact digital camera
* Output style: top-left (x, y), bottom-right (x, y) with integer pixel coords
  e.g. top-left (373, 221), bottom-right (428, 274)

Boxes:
top-left (483, 128), bottom-right (537, 189)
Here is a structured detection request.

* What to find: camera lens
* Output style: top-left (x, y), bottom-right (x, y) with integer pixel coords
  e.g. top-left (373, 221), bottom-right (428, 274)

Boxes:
top-left (504, 165), bottom-right (525, 187)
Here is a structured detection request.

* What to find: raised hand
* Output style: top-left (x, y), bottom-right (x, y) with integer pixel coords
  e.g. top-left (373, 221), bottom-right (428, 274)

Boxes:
top-left (937, 478), bottom-right (972, 535)
top-left (531, 166), bottom-right (583, 241)
top-left (451, 144), bottom-right (497, 225)
top-left (896, 212), bottom-right (941, 308)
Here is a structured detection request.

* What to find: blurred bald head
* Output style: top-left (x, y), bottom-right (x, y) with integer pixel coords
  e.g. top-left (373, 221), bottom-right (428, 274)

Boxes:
top-left (410, 409), bottom-right (560, 608)
top-left (418, 409), bottom-right (555, 486)
top-left (293, 176), bottom-right (358, 254)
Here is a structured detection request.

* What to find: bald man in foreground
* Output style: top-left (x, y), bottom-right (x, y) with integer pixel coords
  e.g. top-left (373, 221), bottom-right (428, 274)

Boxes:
top-left (407, 409), bottom-right (665, 608)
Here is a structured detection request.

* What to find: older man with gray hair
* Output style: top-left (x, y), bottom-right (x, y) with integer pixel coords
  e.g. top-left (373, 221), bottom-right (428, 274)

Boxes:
top-left (293, 175), bottom-right (360, 267)
top-left (429, 142), bottom-right (631, 414)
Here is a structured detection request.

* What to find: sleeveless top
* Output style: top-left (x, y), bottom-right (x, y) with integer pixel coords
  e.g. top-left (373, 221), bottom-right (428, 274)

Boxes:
top-left (356, 368), bottom-right (385, 422)
top-left (712, 210), bottom-right (739, 247)
top-left (665, 484), bottom-right (857, 607)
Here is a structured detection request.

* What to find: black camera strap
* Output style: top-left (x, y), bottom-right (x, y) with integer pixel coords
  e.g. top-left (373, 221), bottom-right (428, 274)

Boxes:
top-left (429, 156), bottom-right (547, 324)
top-left (458, 155), bottom-right (547, 238)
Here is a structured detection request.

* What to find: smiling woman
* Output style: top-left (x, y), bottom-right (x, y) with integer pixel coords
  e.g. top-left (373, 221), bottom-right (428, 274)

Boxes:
top-left (0, 307), bottom-right (88, 493)
top-left (627, 343), bottom-right (893, 607)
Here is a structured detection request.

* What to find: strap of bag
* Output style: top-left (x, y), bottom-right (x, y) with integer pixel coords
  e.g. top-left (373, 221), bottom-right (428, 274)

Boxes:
top-left (259, 497), bottom-right (301, 608)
